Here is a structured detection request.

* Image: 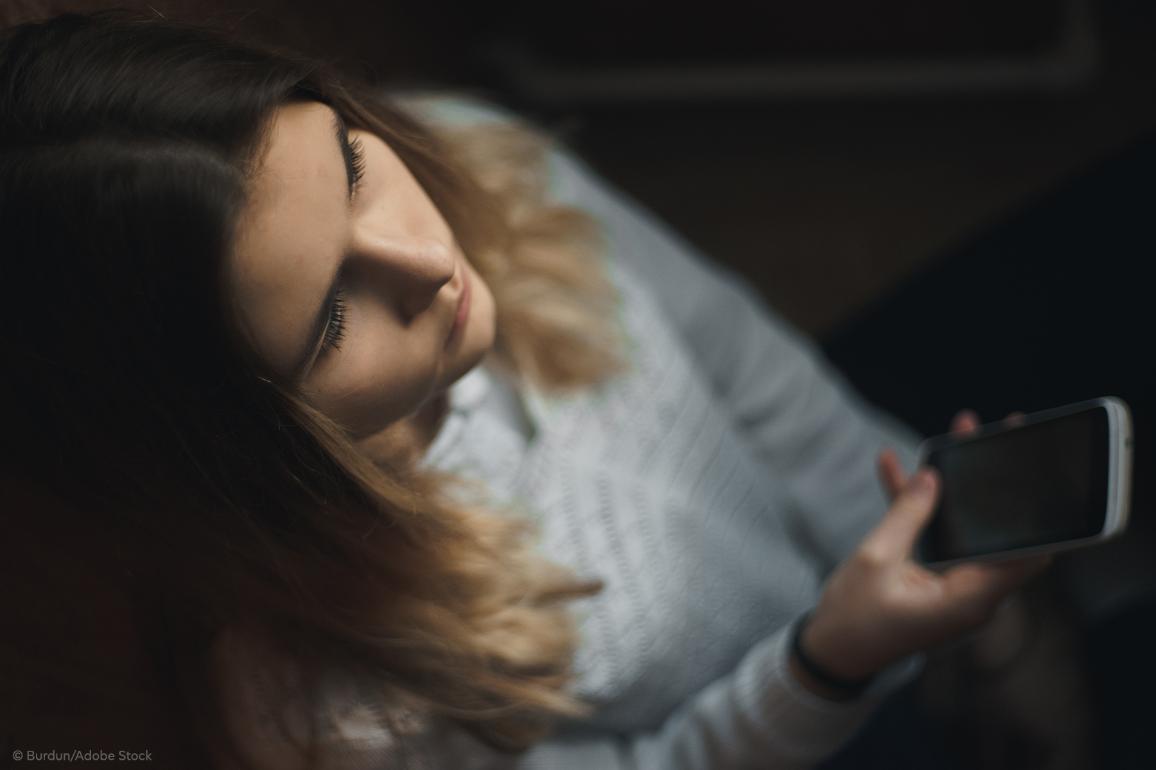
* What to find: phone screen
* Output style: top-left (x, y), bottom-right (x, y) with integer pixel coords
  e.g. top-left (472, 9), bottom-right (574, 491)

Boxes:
top-left (918, 406), bottom-right (1110, 563)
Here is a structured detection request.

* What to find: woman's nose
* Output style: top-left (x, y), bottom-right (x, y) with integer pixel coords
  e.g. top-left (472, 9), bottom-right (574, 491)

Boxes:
top-left (353, 229), bottom-right (456, 321)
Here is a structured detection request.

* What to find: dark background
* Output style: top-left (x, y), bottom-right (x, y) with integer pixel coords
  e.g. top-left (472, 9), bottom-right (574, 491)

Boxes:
top-left (4, 2), bottom-right (1154, 768)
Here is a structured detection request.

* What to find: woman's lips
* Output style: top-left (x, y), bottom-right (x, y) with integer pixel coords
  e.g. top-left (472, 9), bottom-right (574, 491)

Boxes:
top-left (445, 269), bottom-right (471, 349)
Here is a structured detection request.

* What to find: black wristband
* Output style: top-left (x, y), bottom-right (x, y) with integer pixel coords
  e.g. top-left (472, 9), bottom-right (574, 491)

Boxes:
top-left (790, 611), bottom-right (876, 698)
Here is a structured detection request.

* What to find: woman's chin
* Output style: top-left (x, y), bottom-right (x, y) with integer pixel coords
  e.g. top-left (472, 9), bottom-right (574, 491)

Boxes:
top-left (447, 338), bottom-right (492, 388)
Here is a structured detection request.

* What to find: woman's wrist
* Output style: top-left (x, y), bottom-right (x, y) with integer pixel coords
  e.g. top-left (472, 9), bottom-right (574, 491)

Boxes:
top-left (788, 650), bottom-right (865, 702)
top-left (788, 611), bottom-right (878, 701)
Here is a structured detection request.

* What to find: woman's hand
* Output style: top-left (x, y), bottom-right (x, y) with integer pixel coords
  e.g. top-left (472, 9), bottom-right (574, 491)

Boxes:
top-left (793, 409), bottom-right (1050, 697)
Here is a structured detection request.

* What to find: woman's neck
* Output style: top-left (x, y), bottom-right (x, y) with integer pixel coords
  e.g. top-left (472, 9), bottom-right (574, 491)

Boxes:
top-left (412, 391), bottom-right (450, 453)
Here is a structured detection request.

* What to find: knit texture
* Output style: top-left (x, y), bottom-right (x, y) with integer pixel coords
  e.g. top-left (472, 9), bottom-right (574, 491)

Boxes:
top-left (217, 93), bottom-right (927, 770)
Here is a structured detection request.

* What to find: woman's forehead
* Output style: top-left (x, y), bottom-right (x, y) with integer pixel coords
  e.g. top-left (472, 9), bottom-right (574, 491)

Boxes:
top-left (227, 101), bottom-right (348, 378)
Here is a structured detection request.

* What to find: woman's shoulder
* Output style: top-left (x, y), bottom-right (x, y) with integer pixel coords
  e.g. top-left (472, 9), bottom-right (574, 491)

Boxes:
top-left (387, 89), bottom-right (630, 230)
top-left (391, 87), bottom-right (622, 203)
top-left (386, 88), bottom-right (524, 130)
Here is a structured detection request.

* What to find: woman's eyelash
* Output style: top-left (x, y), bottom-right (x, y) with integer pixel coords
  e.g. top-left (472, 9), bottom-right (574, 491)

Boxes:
top-left (320, 286), bottom-right (347, 354)
top-left (348, 134), bottom-right (366, 196)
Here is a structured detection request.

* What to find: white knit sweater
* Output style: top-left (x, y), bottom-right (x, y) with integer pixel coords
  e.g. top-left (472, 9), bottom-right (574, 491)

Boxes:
top-left (218, 93), bottom-right (926, 770)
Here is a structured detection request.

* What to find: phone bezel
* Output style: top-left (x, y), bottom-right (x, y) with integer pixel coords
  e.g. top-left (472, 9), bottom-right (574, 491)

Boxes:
top-left (915, 396), bottom-right (1133, 568)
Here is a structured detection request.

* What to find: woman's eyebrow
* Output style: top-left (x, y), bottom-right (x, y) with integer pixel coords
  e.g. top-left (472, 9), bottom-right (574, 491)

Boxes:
top-left (286, 110), bottom-right (358, 381)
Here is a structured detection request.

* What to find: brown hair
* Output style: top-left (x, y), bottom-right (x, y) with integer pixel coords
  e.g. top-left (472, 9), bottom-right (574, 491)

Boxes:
top-left (0, 8), bottom-right (625, 767)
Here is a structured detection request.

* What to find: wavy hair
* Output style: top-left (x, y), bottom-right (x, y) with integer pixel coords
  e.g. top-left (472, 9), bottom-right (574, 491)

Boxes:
top-left (0, 8), bottom-right (626, 767)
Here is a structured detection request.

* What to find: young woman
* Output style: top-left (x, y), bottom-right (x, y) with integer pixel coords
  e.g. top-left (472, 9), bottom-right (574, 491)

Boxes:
top-left (0, 10), bottom-right (1049, 769)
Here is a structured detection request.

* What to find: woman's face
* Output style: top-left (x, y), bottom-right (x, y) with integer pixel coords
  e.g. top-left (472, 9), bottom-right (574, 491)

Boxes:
top-left (229, 101), bottom-right (496, 457)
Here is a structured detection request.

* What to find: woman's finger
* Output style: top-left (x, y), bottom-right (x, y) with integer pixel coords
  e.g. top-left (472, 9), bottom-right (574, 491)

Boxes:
top-left (950, 409), bottom-right (981, 436)
top-left (863, 468), bottom-right (939, 560)
top-left (877, 448), bottom-right (907, 501)
top-left (881, 409), bottom-right (979, 503)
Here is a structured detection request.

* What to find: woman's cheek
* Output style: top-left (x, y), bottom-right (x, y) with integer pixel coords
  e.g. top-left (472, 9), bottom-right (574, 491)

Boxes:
top-left (311, 335), bottom-right (432, 439)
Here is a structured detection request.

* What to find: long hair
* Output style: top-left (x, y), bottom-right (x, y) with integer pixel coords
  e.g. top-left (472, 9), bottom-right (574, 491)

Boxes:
top-left (0, 8), bottom-right (625, 767)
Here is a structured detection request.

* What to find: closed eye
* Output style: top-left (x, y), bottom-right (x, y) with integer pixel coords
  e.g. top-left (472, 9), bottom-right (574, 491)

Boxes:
top-left (319, 285), bottom-right (348, 355)
top-left (345, 134), bottom-right (366, 200)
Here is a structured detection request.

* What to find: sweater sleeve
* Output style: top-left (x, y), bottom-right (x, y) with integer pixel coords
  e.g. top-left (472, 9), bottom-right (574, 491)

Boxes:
top-left (515, 620), bottom-right (912, 770)
top-left (214, 618), bottom-right (895, 770)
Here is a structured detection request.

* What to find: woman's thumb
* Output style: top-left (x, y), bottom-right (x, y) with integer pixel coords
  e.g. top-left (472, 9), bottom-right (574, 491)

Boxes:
top-left (867, 469), bottom-right (940, 559)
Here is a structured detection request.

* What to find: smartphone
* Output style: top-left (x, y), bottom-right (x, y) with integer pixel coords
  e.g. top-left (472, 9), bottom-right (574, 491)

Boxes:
top-left (916, 396), bottom-right (1133, 567)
